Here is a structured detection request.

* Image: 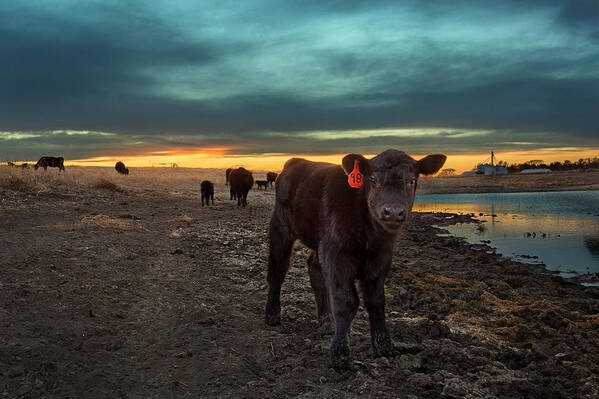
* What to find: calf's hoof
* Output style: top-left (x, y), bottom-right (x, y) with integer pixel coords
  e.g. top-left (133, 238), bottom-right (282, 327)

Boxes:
top-left (317, 314), bottom-right (334, 336)
top-left (372, 334), bottom-right (395, 357)
top-left (330, 346), bottom-right (352, 372)
top-left (265, 312), bottom-right (281, 326)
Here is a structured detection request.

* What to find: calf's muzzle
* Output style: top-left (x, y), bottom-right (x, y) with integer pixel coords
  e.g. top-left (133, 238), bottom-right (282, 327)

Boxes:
top-left (381, 206), bottom-right (406, 223)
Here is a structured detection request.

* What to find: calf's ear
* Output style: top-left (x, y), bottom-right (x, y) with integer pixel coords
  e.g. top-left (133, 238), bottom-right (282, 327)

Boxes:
top-left (342, 154), bottom-right (371, 176)
top-left (418, 154), bottom-right (447, 176)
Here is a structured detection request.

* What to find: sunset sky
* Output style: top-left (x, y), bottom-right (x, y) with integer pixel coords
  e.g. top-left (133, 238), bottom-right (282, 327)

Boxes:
top-left (1, 0), bottom-right (597, 172)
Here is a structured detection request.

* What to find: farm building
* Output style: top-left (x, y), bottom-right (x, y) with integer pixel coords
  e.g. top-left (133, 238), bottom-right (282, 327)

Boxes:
top-left (476, 164), bottom-right (508, 175)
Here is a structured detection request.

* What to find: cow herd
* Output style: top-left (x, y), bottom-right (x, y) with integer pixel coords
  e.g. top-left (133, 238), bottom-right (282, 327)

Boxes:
top-left (5, 157), bottom-right (278, 209)
top-left (4, 149), bottom-right (447, 371)
top-left (203, 167), bottom-right (278, 207)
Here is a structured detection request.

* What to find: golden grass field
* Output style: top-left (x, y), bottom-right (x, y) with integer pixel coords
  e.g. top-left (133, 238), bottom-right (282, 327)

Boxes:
top-left (0, 165), bottom-right (272, 195)
top-left (2, 164), bottom-right (599, 195)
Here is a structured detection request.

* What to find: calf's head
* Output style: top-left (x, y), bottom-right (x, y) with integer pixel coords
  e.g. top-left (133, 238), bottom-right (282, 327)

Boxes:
top-left (342, 149), bottom-right (446, 233)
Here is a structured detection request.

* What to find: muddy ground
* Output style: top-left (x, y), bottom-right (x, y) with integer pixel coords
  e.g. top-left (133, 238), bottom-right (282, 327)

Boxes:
top-left (1, 183), bottom-right (598, 398)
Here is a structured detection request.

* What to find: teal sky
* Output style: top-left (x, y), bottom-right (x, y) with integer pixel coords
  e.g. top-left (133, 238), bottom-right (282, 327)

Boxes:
top-left (0, 0), bottom-right (597, 161)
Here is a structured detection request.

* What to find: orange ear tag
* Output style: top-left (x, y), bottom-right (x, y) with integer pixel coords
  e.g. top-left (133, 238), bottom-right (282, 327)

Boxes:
top-left (348, 159), bottom-right (363, 188)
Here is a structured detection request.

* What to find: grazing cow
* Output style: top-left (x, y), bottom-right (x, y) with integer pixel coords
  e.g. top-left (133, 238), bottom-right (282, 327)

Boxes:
top-left (115, 161), bottom-right (129, 175)
top-left (34, 156), bottom-right (65, 171)
top-left (7, 161), bottom-right (15, 167)
top-left (266, 171), bottom-right (278, 187)
top-left (255, 180), bottom-right (269, 190)
top-left (229, 167), bottom-right (254, 207)
top-left (225, 168), bottom-right (233, 186)
top-left (201, 180), bottom-right (215, 206)
top-left (265, 149), bottom-right (446, 371)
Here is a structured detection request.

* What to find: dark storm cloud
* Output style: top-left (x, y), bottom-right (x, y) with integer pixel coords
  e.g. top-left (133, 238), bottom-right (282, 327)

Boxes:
top-left (0, 3), bottom-right (231, 100)
top-left (0, 0), bottom-right (597, 159)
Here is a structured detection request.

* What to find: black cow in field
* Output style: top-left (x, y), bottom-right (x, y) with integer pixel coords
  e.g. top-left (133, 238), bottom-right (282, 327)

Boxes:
top-left (229, 167), bottom-right (253, 207)
top-left (34, 156), bottom-right (65, 171)
top-left (201, 180), bottom-right (214, 206)
top-left (265, 149), bottom-right (446, 371)
top-left (115, 161), bottom-right (129, 175)
top-left (255, 180), bottom-right (269, 190)
top-left (7, 161), bottom-right (15, 167)
top-left (225, 168), bottom-right (233, 186)
top-left (266, 171), bottom-right (278, 187)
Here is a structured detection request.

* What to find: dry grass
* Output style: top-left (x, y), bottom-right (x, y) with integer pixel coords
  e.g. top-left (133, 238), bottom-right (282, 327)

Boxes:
top-left (81, 215), bottom-right (131, 229)
top-left (0, 175), bottom-right (31, 192)
top-left (169, 215), bottom-right (193, 223)
top-left (0, 165), bottom-right (115, 194)
top-left (0, 165), bottom-right (252, 195)
top-left (418, 168), bottom-right (599, 194)
top-left (2, 164), bottom-right (598, 196)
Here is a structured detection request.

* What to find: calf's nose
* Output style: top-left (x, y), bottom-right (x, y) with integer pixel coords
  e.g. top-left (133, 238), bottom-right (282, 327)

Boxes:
top-left (382, 206), bottom-right (406, 222)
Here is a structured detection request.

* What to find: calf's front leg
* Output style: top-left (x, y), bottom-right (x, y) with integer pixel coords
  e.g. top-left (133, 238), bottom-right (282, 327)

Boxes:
top-left (360, 276), bottom-right (394, 357)
top-left (323, 253), bottom-right (359, 371)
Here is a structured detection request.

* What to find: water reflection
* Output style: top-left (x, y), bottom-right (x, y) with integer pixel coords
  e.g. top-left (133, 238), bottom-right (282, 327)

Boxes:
top-left (414, 192), bottom-right (599, 277)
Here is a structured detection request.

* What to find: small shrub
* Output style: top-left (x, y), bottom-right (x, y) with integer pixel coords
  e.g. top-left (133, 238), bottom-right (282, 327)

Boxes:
top-left (1, 176), bottom-right (31, 192)
top-left (93, 178), bottom-right (120, 191)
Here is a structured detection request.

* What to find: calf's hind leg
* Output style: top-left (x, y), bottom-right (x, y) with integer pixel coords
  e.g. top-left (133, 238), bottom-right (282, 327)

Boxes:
top-left (307, 251), bottom-right (332, 332)
top-left (265, 213), bottom-right (295, 326)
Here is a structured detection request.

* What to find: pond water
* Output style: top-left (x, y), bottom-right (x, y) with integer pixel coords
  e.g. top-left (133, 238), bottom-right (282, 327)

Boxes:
top-left (414, 191), bottom-right (599, 282)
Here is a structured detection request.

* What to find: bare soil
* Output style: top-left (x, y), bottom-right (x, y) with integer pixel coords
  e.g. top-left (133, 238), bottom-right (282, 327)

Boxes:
top-left (1, 177), bottom-right (598, 398)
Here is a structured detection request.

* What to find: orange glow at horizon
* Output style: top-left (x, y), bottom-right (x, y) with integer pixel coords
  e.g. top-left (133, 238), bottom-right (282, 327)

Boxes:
top-left (68, 148), bottom-right (599, 173)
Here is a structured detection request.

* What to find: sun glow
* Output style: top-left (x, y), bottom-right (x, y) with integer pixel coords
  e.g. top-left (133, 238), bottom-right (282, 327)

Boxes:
top-left (63, 148), bottom-right (599, 174)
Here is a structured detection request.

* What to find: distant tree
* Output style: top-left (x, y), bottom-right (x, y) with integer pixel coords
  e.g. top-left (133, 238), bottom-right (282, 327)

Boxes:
top-left (507, 163), bottom-right (521, 173)
top-left (438, 168), bottom-right (456, 176)
top-left (486, 157), bottom-right (597, 173)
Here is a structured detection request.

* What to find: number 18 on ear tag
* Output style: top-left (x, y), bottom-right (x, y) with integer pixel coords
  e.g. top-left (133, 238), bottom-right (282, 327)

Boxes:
top-left (348, 160), bottom-right (363, 188)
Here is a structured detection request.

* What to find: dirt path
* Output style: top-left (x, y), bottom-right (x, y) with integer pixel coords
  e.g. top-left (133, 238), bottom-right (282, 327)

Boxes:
top-left (1, 185), bottom-right (598, 398)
